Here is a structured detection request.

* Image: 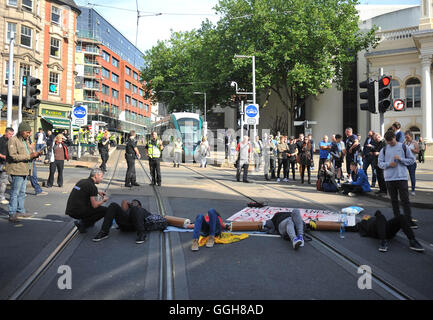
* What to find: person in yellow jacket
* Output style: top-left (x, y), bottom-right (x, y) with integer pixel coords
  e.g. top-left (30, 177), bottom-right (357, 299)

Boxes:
top-left (145, 131), bottom-right (164, 186)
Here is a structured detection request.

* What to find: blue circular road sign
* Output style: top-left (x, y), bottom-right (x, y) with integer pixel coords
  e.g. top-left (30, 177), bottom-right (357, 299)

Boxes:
top-left (73, 106), bottom-right (87, 119)
top-left (245, 104), bottom-right (258, 118)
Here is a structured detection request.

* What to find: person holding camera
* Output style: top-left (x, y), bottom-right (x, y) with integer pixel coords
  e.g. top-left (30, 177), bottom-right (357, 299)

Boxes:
top-left (5, 122), bottom-right (44, 222)
top-left (92, 199), bottom-right (150, 244)
top-left (319, 159), bottom-right (338, 192)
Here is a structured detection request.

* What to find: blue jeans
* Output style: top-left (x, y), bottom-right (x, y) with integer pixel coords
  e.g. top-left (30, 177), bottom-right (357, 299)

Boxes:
top-left (29, 161), bottom-right (42, 194)
top-left (36, 144), bottom-right (45, 152)
top-left (9, 175), bottom-right (28, 215)
top-left (193, 209), bottom-right (221, 239)
top-left (407, 163), bottom-right (417, 192)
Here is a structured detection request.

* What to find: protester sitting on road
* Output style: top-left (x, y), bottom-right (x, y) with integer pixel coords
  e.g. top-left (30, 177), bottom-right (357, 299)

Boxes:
top-left (404, 130), bottom-right (419, 196)
top-left (341, 162), bottom-right (371, 196)
top-left (319, 159), bottom-right (338, 192)
top-left (346, 210), bottom-right (405, 252)
top-left (263, 209), bottom-right (305, 250)
top-left (92, 199), bottom-right (150, 244)
top-left (187, 208), bottom-right (229, 251)
top-left (65, 168), bottom-right (109, 233)
top-left (47, 134), bottom-right (69, 188)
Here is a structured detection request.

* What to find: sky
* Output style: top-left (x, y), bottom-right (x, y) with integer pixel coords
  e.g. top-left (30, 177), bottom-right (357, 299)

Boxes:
top-left (74, 0), bottom-right (422, 53)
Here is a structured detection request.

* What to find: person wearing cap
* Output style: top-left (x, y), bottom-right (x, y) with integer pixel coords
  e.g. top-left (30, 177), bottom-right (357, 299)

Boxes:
top-left (5, 122), bottom-right (43, 222)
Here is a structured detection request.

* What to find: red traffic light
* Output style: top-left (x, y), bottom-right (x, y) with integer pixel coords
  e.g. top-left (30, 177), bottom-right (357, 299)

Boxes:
top-left (381, 76), bottom-right (391, 86)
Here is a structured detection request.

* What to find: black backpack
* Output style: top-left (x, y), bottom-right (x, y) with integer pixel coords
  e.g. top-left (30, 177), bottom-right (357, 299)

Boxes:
top-left (144, 214), bottom-right (168, 231)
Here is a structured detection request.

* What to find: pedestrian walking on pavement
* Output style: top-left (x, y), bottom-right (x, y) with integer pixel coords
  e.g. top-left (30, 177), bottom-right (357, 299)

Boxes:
top-left (418, 136), bottom-right (426, 163)
top-left (236, 136), bottom-right (251, 183)
top-left (65, 168), bottom-right (109, 233)
top-left (263, 134), bottom-right (276, 181)
top-left (253, 135), bottom-right (263, 172)
top-left (5, 122), bottom-right (43, 222)
top-left (92, 199), bottom-right (150, 244)
top-left (404, 130), bottom-right (419, 196)
top-left (98, 131), bottom-right (110, 172)
top-left (47, 134), bottom-right (69, 188)
top-left (276, 136), bottom-right (289, 182)
top-left (28, 134), bottom-right (47, 196)
top-left (362, 130), bottom-right (377, 188)
top-left (35, 128), bottom-right (47, 154)
top-left (378, 130), bottom-right (424, 252)
top-left (199, 136), bottom-right (210, 168)
top-left (0, 127), bottom-right (14, 204)
top-left (173, 138), bottom-right (182, 167)
top-left (287, 136), bottom-right (298, 181)
top-left (125, 130), bottom-right (141, 187)
top-left (145, 131), bottom-right (164, 186)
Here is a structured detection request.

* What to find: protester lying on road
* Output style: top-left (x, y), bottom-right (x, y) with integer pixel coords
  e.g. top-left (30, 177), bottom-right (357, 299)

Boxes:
top-left (92, 199), bottom-right (151, 244)
top-left (263, 209), bottom-right (305, 250)
top-left (341, 162), bottom-right (371, 196)
top-left (187, 208), bottom-right (229, 251)
top-left (346, 210), bottom-right (424, 253)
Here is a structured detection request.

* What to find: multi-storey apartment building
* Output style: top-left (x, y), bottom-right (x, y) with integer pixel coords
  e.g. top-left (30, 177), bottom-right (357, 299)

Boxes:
top-left (75, 7), bottom-right (151, 137)
top-left (0, 0), bottom-right (80, 132)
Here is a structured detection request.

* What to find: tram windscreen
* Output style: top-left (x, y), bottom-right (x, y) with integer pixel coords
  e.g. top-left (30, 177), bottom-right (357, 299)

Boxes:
top-left (177, 118), bottom-right (200, 153)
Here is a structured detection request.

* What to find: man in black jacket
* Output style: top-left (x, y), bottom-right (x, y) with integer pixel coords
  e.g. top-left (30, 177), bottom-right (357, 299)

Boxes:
top-left (0, 127), bottom-right (14, 204)
top-left (373, 133), bottom-right (387, 194)
top-left (362, 130), bottom-right (377, 187)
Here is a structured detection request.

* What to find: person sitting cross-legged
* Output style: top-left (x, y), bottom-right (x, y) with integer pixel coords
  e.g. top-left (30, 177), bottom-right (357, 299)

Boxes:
top-left (92, 199), bottom-right (150, 244)
top-left (341, 162), bottom-right (371, 196)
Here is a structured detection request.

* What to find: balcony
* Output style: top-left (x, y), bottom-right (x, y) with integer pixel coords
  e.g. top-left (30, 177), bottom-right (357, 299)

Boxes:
top-left (376, 26), bottom-right (419, 41)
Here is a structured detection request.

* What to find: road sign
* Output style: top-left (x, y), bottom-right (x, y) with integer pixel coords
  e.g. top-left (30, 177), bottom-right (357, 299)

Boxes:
top-left (72, 105), bottom-right (88, 127)
top-left (245, 104), bottom-right (259, 126)
top-left (393, 99), bottom-right (405, 111)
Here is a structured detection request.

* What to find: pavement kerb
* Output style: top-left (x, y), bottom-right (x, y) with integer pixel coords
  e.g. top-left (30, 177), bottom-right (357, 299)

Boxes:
top-left (364, 192), bottom-right (433, 210)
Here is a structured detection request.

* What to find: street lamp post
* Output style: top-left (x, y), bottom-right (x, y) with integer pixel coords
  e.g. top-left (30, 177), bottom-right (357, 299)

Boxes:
top-left (234, 55), bottom-right (256, 141)
top-left (194, 91), bottom-right (207, 136)
top-left (7, 35), bottom-right (15, 128)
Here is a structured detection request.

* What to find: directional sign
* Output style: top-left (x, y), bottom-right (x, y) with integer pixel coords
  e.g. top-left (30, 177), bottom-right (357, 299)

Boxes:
top-left (72, 105), bottom-right (88, 126)
top-left (393, 99), bottom-right (405, 112)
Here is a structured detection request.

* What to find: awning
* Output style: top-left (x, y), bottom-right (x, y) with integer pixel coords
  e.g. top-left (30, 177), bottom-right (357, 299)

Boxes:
top-left (42, 117), bottom-right (79, 129)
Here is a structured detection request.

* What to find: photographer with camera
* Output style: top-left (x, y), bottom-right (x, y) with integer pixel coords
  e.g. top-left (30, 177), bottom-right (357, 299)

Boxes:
top-left (92, 199), bottom-right (150, 244)
top-left (318, 159), bottom-right (338, 192)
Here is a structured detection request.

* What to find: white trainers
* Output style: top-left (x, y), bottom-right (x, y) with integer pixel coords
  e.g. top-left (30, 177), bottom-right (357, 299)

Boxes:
top-left (276, 178), bottom-right (281, 182)
top-left (283, 178), bottom-right (288, 182)
top-left (0, 199), bottom-right (9, 205)
top-left (348, 192), bottom-right (356, 197)
top-left (411, 191), bottom-right (416, 196)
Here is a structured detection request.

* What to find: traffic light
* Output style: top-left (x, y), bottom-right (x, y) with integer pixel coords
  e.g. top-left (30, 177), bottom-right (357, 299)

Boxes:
top-left (378, 75), bottom-right (392, 113)
top-left (25, 76), bottom-right (41, 109)
top-left (359, 78), bottom-right (376, 113)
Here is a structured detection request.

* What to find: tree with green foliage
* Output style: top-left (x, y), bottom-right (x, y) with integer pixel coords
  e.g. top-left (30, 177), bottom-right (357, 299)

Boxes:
top-left (141, 0), bottom-right (377, 132)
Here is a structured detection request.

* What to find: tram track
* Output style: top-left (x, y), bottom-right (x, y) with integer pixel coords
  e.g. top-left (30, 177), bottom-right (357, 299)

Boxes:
top-left (7, 149), bottom-right (123, 300)
top-left (182, 164), bottom-right (426, 300)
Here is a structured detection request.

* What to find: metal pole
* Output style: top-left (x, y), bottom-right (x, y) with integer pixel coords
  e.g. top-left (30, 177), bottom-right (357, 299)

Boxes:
top-left (240, 100), bottom-right (244, 141)
top-left (252, 56), bottom-right (257, 142)
top-left (7, 36), bottom-right (14, 128)
top-left (379, 68), bottom-right (384, 136)
top-left (18, 68), bottom-right (23, 124)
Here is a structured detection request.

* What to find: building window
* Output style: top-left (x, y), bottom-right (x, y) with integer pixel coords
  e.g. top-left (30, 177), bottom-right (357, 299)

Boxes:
top-left (391, 80), bottom-right (400, 99)
top-left (139, 88), bottom-right (143, 96)
top-left (21, 26), bottom-right (32, 48)
top-left (125, 80), bottom-right (131, 90)
top-left (125, 66), bottom-right (131, 75)
top-left (21, 64), bottom-right (31, 77)
top-left (102, 50), bottom-right (110, 63)
top-left (102, 84), bottom-right (110, 95)
top-left (405, 78), bottom-right (421, 108)
top-left (145, 104), bottom-right (149, 112)
top-left (133, 71), bottom-right (138, 80)
top-left (132, 85), bottom-right (137, 94)
top-left (132, 98), bottom-right (137, 107)
top-left (49, 72), bottom-right (59, 95)
top-left (7, 0), bottom-right (18, 7)
top-left (111, 73), bottom-right (119, 83)
top-left (50, 37), bottom-right (60, 57)
top-left (102, 67), bottom-right (110, 79)
top-left (112, 57), bottom-right (119, 68)
top-left (112, 88), bottom-right (119, 99)
top-left (22, 0), bottom-right (33, 11)
top-left (5, 61), bottom-right (16, 85)
top-left (139, 101), bottom-right (143, 109)
top-left (125, 95), bottom-right (131, 104)
top-left (7, 22), bottom-right (17, 43)
top-left (51, 5), bottom-right (61, 24)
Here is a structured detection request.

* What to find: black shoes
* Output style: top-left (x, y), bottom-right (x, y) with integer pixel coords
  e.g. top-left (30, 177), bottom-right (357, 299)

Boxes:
top-left (92, 231), bottom-right (109, 242)
top-left (379, 240), bottom-right (388, 252)
top-left (409, 239), bottom-right (424, 252)
top-left (132, 182), bottom-right (140, 187)
top-left (149, 182), bottom-right (156, 186)
top-left (74, 220), bottom-right (88, 233)
top-left (136, 232), bottom-right (147, 244)
top-left (125, 183), bottom-right (132, 187)
top-left (157, 182), bottom-right (161, 186)
top-left (243, 180), bottom-right (250, 183)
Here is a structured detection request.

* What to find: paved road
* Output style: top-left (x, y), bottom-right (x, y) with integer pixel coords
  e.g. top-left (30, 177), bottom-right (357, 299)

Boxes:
top-left (0, 151), bottom-right (432, 300)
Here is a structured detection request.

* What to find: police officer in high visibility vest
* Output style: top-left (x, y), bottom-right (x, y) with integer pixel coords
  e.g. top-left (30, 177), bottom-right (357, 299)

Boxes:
top-left (125, 130), bottom-right (141, 187)
top-left (145, 131), bottom-right (164, 186)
